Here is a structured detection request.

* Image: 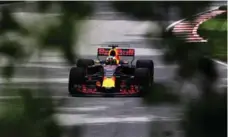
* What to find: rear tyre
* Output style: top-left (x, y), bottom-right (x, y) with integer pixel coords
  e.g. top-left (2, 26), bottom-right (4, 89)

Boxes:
top-left (136, 60), bottom-right (154, 83)
top-left (134, 68), bottom-right (151, 96)
top-left (77, 59), bottom-right (94, 68)
top-left (68, 67), bottom-right (85, 95)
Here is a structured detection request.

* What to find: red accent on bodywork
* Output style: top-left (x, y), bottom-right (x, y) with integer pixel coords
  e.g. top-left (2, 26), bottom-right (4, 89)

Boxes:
top-left (77, 86), bottom-right (97, 94)
top-left (87, 88), bottom-right (96, 93)
top-left (120, 85), bottom-right (138, 94)
top-left (120, 89), bottom-right (128, 94)
top-left (82, 85), bottom-right (87, 93)
top-left (88, 76), bottom-right (92, 80)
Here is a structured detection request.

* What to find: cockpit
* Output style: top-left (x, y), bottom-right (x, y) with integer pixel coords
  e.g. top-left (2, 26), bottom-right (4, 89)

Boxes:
top-left (105, 56), bottom-right (117, 65)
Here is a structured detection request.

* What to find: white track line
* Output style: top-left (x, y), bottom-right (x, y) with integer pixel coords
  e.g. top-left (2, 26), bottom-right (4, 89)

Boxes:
top-left (212, 59), bottom-right (228, 67)
top-left (56, 106), bottom-right (108, 112)
top-left (0, 96), bottom-right (73, 100)
top-left (55, 114), bottom-right (180, 126)
top-left (0, 78), bottom-right (68, 84)
top-left (0, 105), bottom-right (108, 112)
top-left (166, 19), bottom-right (186, 31)
top-left (0, 64), bottom-right (69, 69)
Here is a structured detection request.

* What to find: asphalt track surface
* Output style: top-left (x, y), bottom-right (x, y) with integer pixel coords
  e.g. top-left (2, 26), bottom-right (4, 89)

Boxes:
top-left (0, 2), bottom-right (227, 137)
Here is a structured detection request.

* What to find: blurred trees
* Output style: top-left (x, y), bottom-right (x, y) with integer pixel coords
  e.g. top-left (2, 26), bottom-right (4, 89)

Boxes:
top-left (112, 2), bottom-right (211, 25)
top-left (0, 1), bottom-right (20, 5)
top-left (182, 90), bottom-right (227, 137)
top-left (0, 89), bottom-right (62, 137)
top-left (198, 12), bottom-right (227, 62)
top-left (0, 2), bottom-right (93, 137)
top-left (37, 2), bottom-right (94, 64)
top-left (0, 1), bottom-right (94, 79)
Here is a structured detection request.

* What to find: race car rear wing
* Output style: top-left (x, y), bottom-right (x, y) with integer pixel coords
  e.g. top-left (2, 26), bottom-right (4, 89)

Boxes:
top-left (97, 47), bottom-right (135, 64)
top-left (97, 48), bottom-right (135, 56)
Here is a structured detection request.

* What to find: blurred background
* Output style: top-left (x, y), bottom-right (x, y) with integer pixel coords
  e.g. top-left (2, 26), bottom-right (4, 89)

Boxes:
top-left (0, 1), bottom-right (227, 137)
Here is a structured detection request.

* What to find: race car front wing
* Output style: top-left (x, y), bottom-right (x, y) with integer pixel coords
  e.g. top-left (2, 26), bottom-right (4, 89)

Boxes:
top-left (71, 84), bottom-right (141, 97)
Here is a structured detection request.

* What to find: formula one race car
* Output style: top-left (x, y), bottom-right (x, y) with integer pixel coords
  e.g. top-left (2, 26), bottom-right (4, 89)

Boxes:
top-left (68, 44), bottom-right (154, 97)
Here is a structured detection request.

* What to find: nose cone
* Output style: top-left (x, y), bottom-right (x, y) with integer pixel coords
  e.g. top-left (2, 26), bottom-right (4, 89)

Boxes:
top-left (102, 77), bottom-right (115, 88)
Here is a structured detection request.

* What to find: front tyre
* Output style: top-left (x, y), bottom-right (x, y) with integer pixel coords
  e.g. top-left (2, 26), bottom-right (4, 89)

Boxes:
top-left (68, 67), bottom-right (85, 95)
top-left (136, 59), bottom-right (154, 84)
top-left (77, 59), bottom-right (94, 68)
top-left (134, 68), bottom-right (151, 96)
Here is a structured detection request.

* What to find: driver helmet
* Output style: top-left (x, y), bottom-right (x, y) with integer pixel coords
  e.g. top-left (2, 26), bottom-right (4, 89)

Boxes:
top-left (106, 56), bottom-right (117, 65)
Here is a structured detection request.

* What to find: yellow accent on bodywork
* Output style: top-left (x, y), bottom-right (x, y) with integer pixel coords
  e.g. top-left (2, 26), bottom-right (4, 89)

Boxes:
top-left (102, 78), bottom-right (115, 88)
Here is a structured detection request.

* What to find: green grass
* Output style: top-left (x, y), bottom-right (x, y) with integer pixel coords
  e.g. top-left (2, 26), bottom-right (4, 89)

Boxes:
top-left (198, 12), bottom-right (227, 62)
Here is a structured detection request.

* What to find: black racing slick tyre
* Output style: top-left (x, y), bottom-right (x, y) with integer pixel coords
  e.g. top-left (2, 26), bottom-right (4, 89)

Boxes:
top-left (134, 68), bottom-right (151, 87)
top-left (77, 59), bottom-right (94, 68)
top-left (134, 68), bottom-right (151, 96)
top-left (68, 67), bottom-right (85, 95)
top-left (136, 59), bottom-right (154, 83)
